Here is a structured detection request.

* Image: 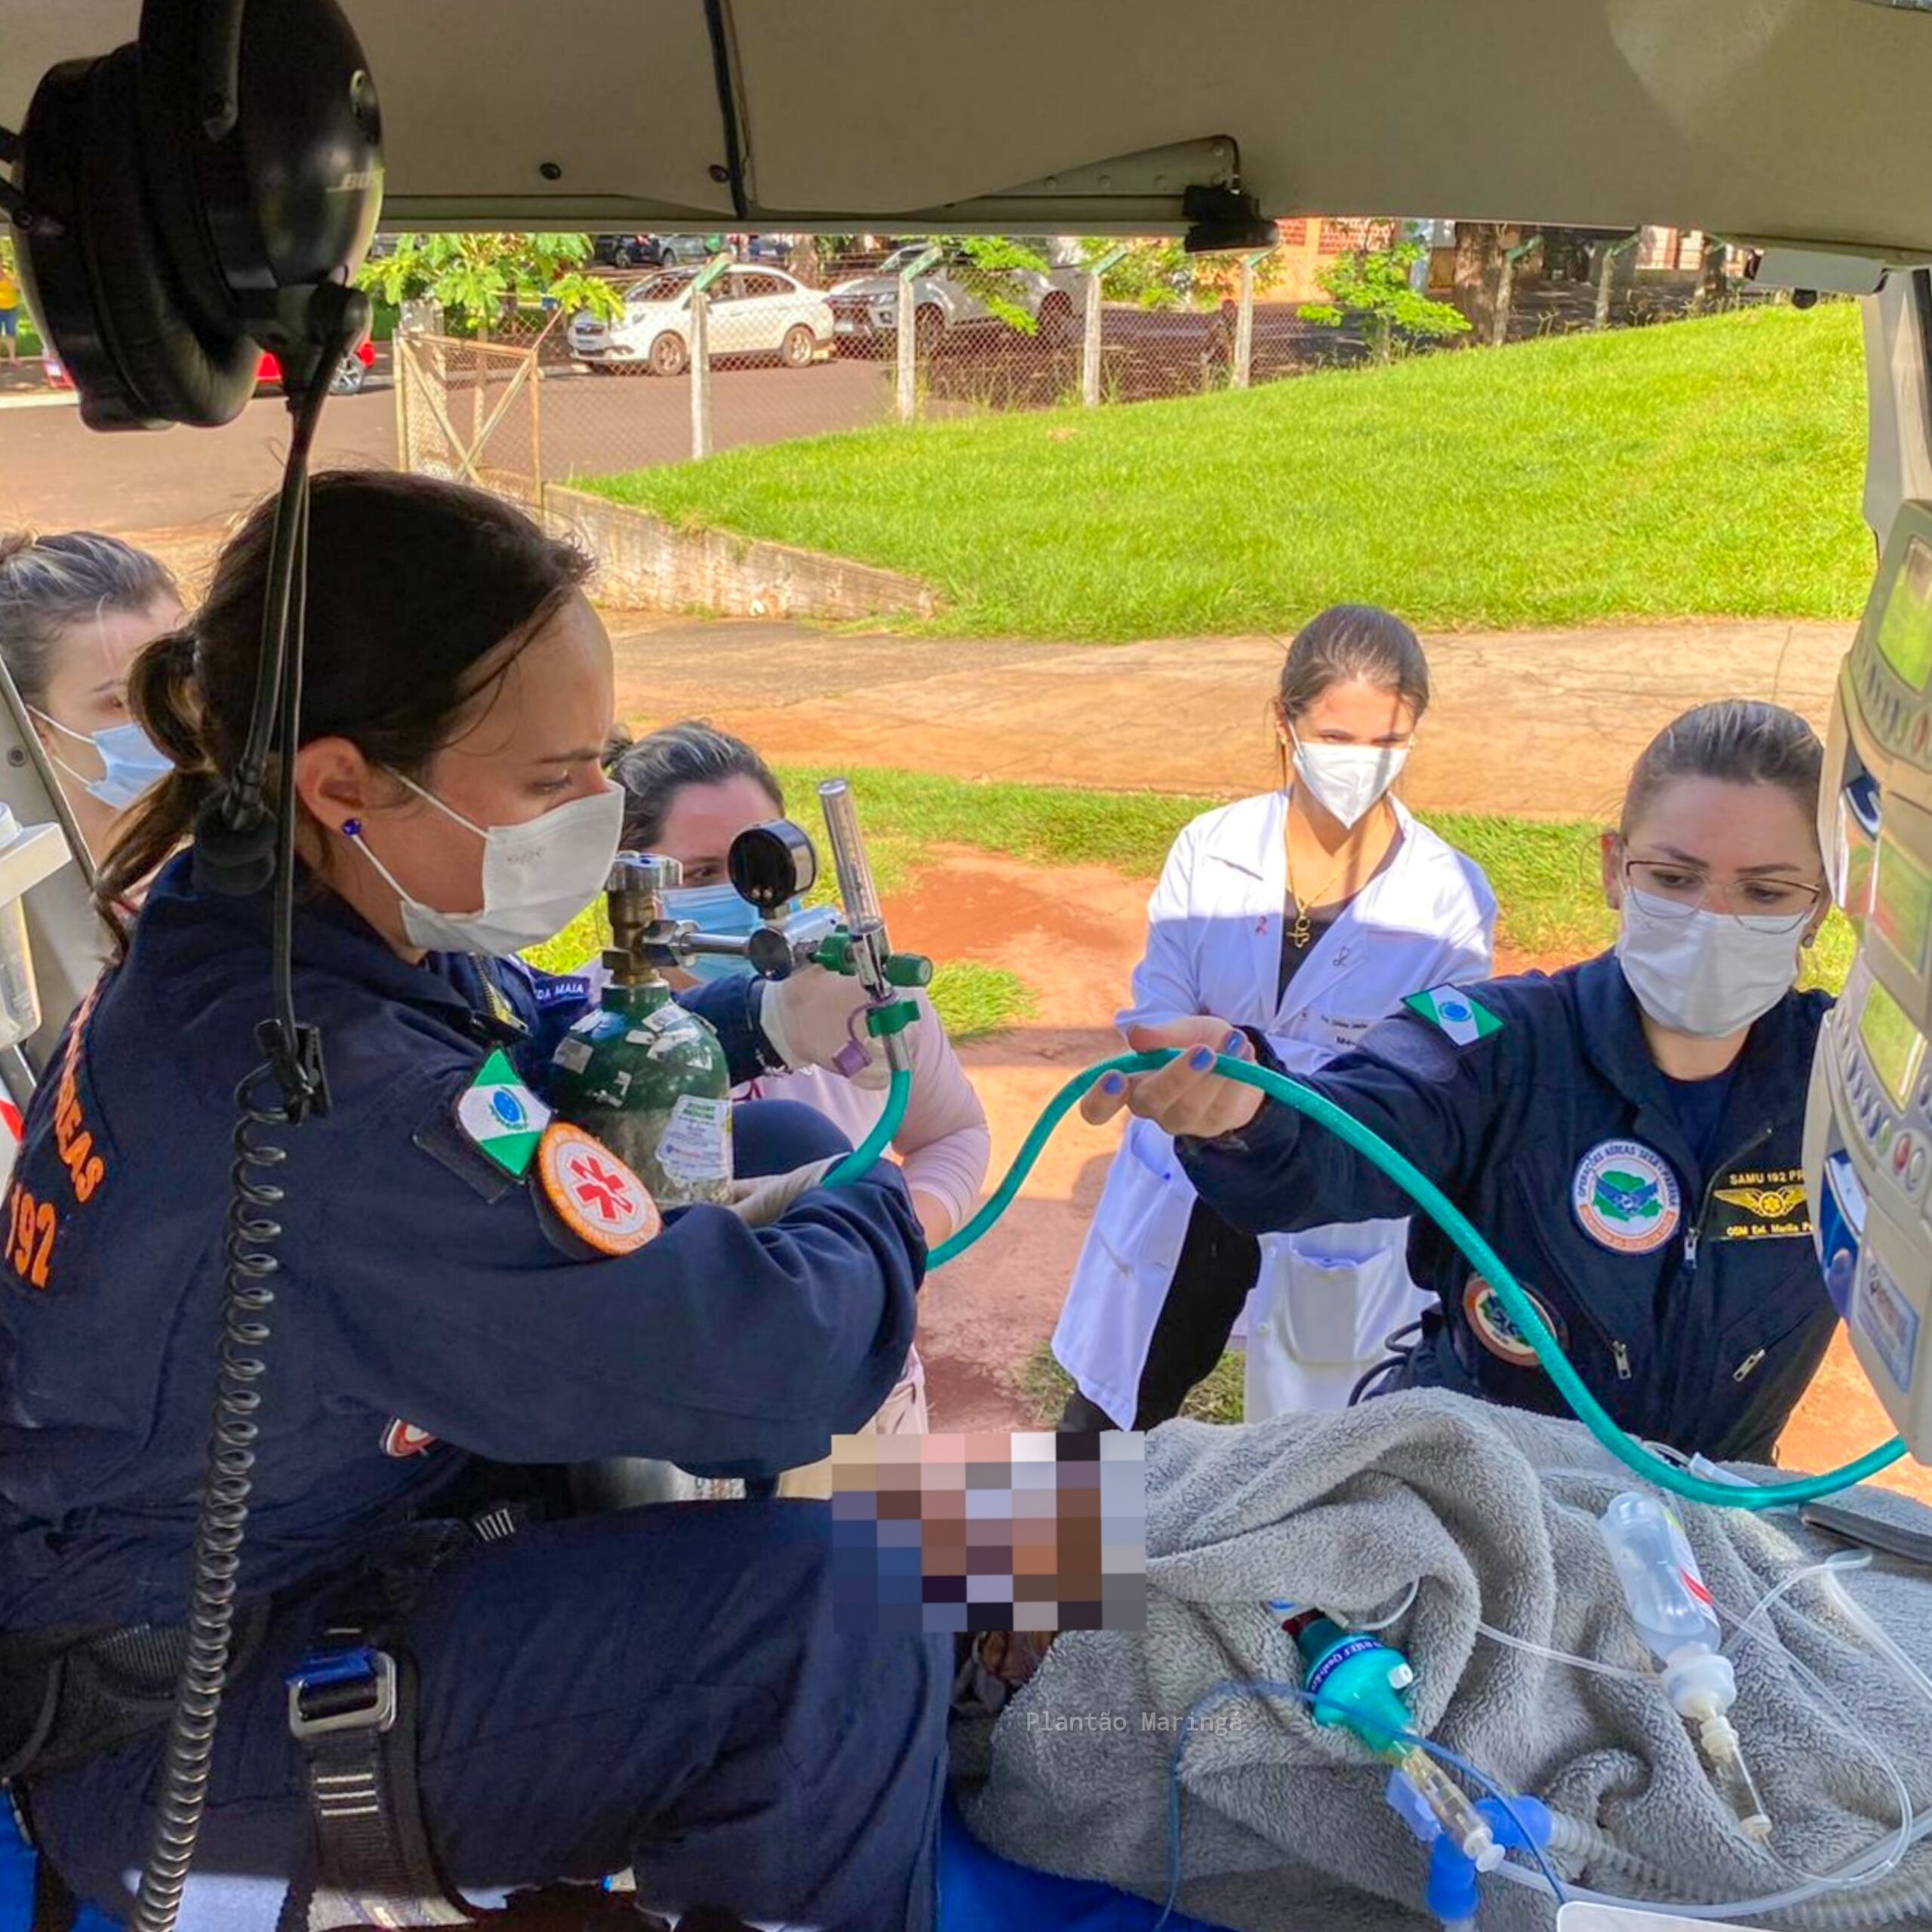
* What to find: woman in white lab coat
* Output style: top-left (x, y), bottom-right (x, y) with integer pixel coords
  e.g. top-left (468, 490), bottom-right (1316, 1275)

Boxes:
top-left (1054, 605), bottom-right (1497, 1427)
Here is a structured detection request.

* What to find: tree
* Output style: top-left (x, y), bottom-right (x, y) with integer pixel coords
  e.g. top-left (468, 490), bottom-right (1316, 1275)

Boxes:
top-left (355, 232), bottom-right (623, 337)
top-left (1301, 242), bottom-right (1472, 363)
top-left (1078, 237), bottom-right (1287, 309)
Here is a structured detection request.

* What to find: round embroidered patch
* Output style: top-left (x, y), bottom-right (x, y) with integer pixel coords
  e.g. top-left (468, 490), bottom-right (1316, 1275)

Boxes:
top-left (1572, 1140), bottom-right (1682, 1255)
top-left (536, 1122), bottom-right (662, 1256)
top-left (1462, 1275), bottom-right (1568, 1370)
top-left (382, 1419), bottom-right (438, 1459)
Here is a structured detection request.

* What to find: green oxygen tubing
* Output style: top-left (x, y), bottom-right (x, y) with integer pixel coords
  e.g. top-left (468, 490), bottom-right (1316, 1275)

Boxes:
top-left (826, 1049), bottom-right (1909, 1514)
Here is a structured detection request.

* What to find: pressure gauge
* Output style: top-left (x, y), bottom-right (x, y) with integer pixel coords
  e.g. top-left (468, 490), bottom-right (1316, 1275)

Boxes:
top-left (728, 819), bottom-right (818, 912)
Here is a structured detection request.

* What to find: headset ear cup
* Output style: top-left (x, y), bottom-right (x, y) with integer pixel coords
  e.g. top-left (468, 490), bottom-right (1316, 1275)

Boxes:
top-left (80, 48), bottom-right (257, 429)
top-left (134, 0), bottom-right (245, 340)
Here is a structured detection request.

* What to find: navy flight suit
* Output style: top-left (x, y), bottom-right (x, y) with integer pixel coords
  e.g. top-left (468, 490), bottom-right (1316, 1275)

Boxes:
top-left (1180, 952), bottom-right (1837, 1463)
top-left (1, 855), bottom-right (946, 1930)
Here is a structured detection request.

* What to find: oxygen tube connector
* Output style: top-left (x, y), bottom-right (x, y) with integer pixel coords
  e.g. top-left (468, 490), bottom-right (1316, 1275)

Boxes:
top-left (1269, 1602), bottom-right (1502, 1874)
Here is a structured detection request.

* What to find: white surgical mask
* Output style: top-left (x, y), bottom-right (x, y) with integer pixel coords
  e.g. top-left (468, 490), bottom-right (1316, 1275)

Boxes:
top-left (1615, 889), bottom-right (1804, 1040)
top-left (31, 709), bottom-right (174, 811)
top-left (349, 775), bottom-right (624, 957)
top-left (1290, 731), bottom-right (1409, 831)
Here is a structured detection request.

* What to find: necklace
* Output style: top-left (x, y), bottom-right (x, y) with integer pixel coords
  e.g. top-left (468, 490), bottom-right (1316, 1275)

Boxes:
top-left (1283, 803), bottom-right (1383, 948)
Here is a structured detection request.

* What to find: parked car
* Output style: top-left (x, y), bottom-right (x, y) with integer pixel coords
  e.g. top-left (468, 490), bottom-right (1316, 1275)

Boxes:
top-left (45, 340), bottom-right (378, 395)
top-left (259, 339), bottom-right (378, 395)
top-left (591, 234), bottom-right (729, 269)
top-left (568, 266), bottom-right (833, 376)
top-left (660, 233), bottom-right (728, 267)
top-left (592, 234), bottom-right (661, 269)
top-left (826, 242), bottom-right (1084, 355)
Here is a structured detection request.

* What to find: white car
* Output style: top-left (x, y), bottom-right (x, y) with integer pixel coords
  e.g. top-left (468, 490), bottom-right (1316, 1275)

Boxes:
top-left (568, 266), bottom-right (834, 376)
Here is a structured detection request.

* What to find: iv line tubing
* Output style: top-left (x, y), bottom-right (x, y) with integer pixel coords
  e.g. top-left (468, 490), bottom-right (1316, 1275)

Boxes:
top-left (896, 1051), bottom-right (1908, 1509)
top-left (1149, 1675), bottom-right (1569, 1932)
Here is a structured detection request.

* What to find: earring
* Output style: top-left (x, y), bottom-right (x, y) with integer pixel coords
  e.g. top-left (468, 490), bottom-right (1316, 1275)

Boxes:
top-left (342, 818), bottom-right (362, 838)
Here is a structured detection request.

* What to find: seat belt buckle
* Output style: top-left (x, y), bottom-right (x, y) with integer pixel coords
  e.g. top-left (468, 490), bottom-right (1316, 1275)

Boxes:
top-left (286, 1645), bottom-right (398, 1740)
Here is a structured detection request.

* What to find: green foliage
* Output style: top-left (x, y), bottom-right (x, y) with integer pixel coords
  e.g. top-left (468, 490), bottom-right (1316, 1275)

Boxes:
top-left (1077, 237), bottom-right (1286, 310)
top-left (354, 233), bottom-right (623, 334)
top-left (912, 235), bottom-right (1054, 335)
top-left (1301, 242), bottom-right (1472, 363)
top-left (586, 302), bottom-right (1869, 639)
top-left (1081, 238), bottom-right (1193, 310)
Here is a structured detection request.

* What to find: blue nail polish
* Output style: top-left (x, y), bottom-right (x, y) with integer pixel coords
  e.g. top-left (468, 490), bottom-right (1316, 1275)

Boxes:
top-left (1223, 1032), bottom-right (1245, 1055)
top-left (1102, 1072), bottom-right (1127, 1096)
top-left (1189, 1047), bottom-right (1215, 1072)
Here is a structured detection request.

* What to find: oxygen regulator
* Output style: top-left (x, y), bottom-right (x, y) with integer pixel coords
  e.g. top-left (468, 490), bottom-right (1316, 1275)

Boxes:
top-left (547, 777), bottom-right (933, 1209)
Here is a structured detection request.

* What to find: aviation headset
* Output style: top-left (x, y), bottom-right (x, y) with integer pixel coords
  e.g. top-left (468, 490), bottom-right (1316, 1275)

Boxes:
top-left (7, 0), bottom-right (382, 432)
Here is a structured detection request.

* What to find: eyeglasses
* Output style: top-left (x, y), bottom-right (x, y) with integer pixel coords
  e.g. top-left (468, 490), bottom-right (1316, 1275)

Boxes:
top-left (1621, 857), bottom-right (1824, 934)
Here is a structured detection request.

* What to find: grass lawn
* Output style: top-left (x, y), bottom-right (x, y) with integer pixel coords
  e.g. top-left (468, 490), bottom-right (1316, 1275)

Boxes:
top-left (583, 303), bottom-right (1871, 641)
top-left (1017, 1336), bottom-right (1244, 1427)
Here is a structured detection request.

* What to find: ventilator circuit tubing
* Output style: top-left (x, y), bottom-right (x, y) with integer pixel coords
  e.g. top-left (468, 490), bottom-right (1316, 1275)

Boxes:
top-left (896, 1050), bottom-right (1910, 1512)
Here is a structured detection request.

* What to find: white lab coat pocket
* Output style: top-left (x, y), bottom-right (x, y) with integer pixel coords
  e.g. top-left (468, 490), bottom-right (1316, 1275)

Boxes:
top-left (1244, 1223), bottom-right (1428, 1418)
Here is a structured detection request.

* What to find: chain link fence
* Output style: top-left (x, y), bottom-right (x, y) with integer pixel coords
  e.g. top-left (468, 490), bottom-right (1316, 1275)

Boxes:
top-left (389, 224), bottom-right (1775, 517)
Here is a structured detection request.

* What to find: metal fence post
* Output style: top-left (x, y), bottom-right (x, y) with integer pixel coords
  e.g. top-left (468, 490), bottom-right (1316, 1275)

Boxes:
top-left (690, 252), bottom-right (731, 460)
top-left (897, 244), bottom-right (942, 424)
top-left (1082, 245), bottom-right (1129, 407)
top-left (1233, 248), bottom-right (1267, 390)
top-left (392, 333), bottom-right (412, 472)
top-left (1593, 232), bottom-right (1640, 331)
top-left (1494, 234), bottom-right (1540, 348)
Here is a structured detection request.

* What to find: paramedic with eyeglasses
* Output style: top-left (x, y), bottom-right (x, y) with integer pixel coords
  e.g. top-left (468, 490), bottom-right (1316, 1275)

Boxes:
top-left (1083, 700), bottom-right (1841, 1465)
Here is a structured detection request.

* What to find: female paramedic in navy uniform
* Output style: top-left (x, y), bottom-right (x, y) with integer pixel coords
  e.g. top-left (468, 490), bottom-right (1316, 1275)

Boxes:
top-left (1084, 700), bottom-right (1839, 1466)
top-left (0, 472), bottom-right (946, 1932)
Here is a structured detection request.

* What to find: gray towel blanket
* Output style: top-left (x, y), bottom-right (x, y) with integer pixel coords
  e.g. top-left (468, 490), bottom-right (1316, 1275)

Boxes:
top-left (955, 1393), bottom-right (1932, 1930)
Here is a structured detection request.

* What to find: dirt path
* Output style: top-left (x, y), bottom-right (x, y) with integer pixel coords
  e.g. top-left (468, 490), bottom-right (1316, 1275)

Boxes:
top-left (886, 846), bottom-right (1930, 1503)
top-left (610, 612), bottom-right (1854, 820)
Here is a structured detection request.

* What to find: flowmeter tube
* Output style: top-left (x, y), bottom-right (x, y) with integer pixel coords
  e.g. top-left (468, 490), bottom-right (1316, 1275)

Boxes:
top-left (818, 779), bottom-right (885, 938)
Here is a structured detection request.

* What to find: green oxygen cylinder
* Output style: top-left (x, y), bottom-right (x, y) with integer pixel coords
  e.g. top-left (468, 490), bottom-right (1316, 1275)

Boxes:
top-left (548, 853), bottom-right (734, 1208)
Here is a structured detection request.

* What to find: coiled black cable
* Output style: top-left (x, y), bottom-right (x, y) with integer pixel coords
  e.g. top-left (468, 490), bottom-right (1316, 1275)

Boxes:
top-left (129, 331), bottom-right (341, 1932)
top-left (128, 1060), bottom-right (291, 1932)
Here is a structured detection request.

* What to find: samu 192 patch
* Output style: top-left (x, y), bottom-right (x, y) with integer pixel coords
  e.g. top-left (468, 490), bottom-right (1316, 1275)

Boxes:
top-left (1463, 1275), bottom-right (1568, 1371)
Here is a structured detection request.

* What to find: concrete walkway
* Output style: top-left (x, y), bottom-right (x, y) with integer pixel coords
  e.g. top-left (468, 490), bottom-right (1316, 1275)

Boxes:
top-left (609, 614), bottom-right (1855, 819)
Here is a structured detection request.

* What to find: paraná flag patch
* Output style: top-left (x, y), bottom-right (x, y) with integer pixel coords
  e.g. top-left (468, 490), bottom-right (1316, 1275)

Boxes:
top-left (457, 1049), bottom-right (551, 1177)
top-left (1404, 985), bottom-right (1503, 1047)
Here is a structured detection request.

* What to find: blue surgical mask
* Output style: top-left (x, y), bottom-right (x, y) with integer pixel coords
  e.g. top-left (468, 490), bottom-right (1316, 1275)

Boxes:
top-left (661, 884), bottom-right (805, 983)
top-left (32, 709), bottom-right (174, 811)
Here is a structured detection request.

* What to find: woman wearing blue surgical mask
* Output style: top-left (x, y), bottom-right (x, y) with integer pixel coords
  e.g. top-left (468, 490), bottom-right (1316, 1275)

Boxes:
top-left (1084, 700), bottom-right (1840, 1468)
top-left (0, 530), bottom-right (182, 865)
top-left (8, 475), bottom-right (947, 1932)
top-left (602, 721), bottom-right (993, 1461)
top-left (1054, 605), bottom-right (1497, 1432)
